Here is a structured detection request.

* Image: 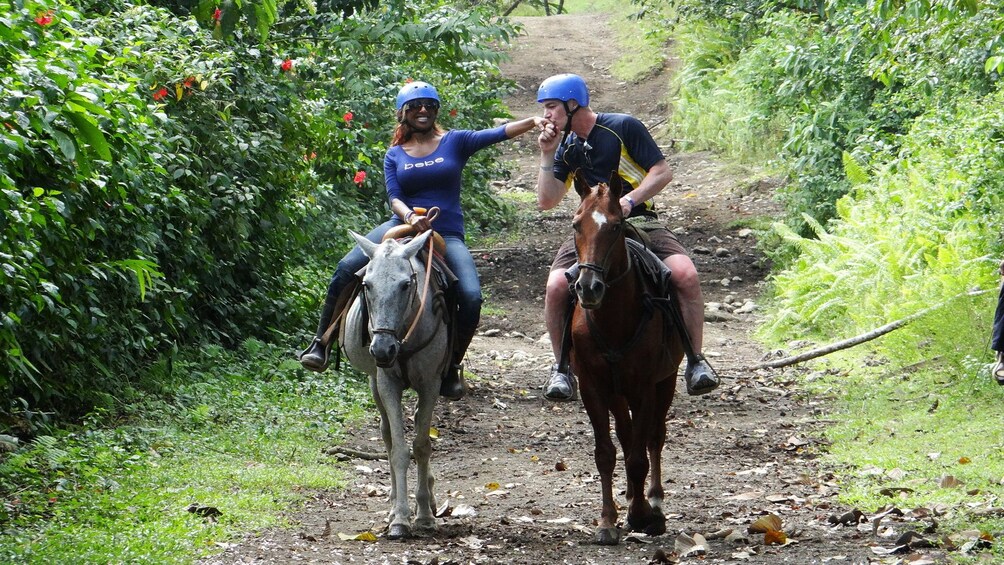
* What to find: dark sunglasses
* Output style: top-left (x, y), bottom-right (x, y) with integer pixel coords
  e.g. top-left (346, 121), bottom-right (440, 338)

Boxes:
top-left (404, 99), bottom-right (440, 111)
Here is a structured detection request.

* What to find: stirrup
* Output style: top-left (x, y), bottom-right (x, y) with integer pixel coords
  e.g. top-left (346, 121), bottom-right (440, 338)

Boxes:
top-left (684, 355), bottom-right (719, 396)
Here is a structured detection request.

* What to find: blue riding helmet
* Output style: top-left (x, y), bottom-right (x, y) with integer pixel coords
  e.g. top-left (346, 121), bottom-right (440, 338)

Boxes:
top-left (396, 81), bottom-right (440, 110)
top-left (536, 73), bottom-right (590, 107)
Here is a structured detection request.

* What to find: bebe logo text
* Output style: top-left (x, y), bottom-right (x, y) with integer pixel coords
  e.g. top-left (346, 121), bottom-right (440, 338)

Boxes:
top-left (404, 157), bottom-right (445, 170)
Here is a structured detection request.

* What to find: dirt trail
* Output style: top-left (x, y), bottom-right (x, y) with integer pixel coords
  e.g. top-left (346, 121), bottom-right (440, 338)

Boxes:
top-left (207, 14), bottom-right (891, 565)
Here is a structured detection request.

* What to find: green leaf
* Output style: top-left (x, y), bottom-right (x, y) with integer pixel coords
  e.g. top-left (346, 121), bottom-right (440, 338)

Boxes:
top-left (63, 109), bottom-right (112, 162)
top-left (52, 129), bottom-right (76, 161)
top-left (985, 55), bottom-right (1003, 75)
top-left (842, 151), bottom-right (869, 186)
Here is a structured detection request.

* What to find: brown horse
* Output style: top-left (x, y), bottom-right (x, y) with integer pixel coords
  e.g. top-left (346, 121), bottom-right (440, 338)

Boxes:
top-left (568, 170), bottom-right (685, 545)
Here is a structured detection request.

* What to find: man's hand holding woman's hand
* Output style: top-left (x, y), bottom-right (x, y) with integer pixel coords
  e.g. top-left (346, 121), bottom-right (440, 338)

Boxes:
top-left (537, 118), bottom-right (559, 153)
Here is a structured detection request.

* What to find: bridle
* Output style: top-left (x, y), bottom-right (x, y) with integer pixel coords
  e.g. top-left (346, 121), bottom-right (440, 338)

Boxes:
top-left (575, 217), bottom-right (632, 289)
top-left (363, 235), bottom-right (438, 357)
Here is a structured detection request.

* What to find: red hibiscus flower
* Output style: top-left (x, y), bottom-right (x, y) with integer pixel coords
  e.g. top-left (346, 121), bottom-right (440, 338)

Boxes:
top-left (343, 111), bottom-right (353, 123)
top-left (35, 11), bottom-right (53, 26)
top-left (152, 87), bottom-right (169, 101)
top-left (449, 109), bottom-right (458, 117)
top-left (353, 171), bottom-right (366, 185)
top-left (213, 8), bottom-right (222, 21)
top-left (280, 59), bottom-right (293, 72)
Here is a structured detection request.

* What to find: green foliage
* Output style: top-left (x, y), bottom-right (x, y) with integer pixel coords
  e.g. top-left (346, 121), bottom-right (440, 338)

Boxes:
top-left (802, 352), bottom-right (1004, 557)
top-left (760, 89), bottom-right (1004, 367)
top-left (1, 1), bottom-right (522, 423)
top-left (0, 339), bottom-right (372, 564)
top-left (666, 0), bottom-right (1004, 244)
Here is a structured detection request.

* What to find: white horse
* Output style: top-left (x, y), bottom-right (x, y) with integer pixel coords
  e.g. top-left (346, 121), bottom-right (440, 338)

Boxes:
top-left (342, 229), bottom-right (450, 540)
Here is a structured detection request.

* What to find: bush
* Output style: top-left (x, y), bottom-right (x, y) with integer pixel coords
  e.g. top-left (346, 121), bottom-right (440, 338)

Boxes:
top-left (1, 0), bottom-right (520, 425)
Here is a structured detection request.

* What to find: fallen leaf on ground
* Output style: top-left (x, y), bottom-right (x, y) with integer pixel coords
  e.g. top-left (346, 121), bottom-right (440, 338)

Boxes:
top-left (827, 508), bottom-right (865, 526)
top-left (748, 513), bottom-right (782, 533)
top-left (674, 532), bottom-right (707, 557)
top-left (726, 491), bottom-right (764, 501)
top-left (878, 487), bottom-right (914, 497)
top-left (451, 504), bottom-right (477, 517)
top-left (704, 528), bottom-right (734, 540)
top-left (337, 531), bottom-right (377, 542)
top-left (938, 475), bottom-right (963, 488)
top-left (764, 529), bottom-right (787, 545)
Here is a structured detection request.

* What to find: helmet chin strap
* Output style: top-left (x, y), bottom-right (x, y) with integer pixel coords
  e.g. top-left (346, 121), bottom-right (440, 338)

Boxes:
top-left (559, 101), bottom-right (581, 146)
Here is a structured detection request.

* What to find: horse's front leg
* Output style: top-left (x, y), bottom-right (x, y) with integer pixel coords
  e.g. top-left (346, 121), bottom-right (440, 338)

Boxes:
top-left (374, 369), bottom-right (412, 540)
top-left (610, 397), bottom-right (633, 501)
top-left (624, 389), bottom-right (663, 536)
top-left (580, 386), bottom-right (620, 545)
top-left (369, 376), bottom-right (398, 518)
top-left (644, 377), bottom-right (675, 535)
top-left (411, 375), bottom-right (440, 534)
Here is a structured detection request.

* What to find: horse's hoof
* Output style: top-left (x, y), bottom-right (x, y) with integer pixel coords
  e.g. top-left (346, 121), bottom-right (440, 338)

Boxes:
top-left (595, 527), bottom-right (621, 545)
top-left (643, 519), bottom-right (666, 537)
top-left (385, 523), bottom-right (411, 540)
top-left (414, 517), bottom-right (438, 534)
top-left (628, 512), bottom-right (666, 536)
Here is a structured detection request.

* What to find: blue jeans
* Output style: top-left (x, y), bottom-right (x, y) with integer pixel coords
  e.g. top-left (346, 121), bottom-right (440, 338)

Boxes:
top-left (323, 219), bottom-right (482, 360)
top-left (993, 281), bottom-right (1004, 352)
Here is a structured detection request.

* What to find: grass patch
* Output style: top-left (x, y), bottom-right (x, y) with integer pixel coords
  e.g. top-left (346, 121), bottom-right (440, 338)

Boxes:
top-left (0, 339), bottom-right (372, 564)
top-left (800, 350), bottom-right (1004, 559)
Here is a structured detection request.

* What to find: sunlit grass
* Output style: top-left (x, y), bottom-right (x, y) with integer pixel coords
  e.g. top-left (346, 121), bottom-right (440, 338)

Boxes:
top-left (798, 347), bottom-right (1004, 559)
top-left (0, 341), bottom-right (372, 564)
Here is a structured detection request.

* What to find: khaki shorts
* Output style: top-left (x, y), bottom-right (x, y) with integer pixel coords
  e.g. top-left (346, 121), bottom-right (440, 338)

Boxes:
top-left (549, 225), bottom-right (689, 271)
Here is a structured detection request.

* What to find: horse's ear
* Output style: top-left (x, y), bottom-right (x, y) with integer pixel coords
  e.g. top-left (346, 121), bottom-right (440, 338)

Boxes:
top-left (350, 230), bottom-right (380, 259)
top-left (572, 169), bottom-right (590, 199)
top-left (607, 171), bottom-right (623, 195)
top-left (400, 229), bottom-right (433, 259)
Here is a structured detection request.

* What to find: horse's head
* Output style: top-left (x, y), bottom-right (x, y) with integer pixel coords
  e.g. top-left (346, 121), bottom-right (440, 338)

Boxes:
top-left (351, 229), bottom-right (433, 367)
top-left (571, 170), bottom-right (626, 309)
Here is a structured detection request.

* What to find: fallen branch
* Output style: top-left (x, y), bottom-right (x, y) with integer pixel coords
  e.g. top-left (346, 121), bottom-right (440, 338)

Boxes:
top-left (746, 288), bottom-right (992, 370)
top-left (323, 445), bottom-right (386, 461)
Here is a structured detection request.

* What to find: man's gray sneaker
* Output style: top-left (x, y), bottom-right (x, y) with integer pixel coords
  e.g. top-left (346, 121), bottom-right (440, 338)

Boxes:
top-left (684, 356), bottom-right (719, 396)
top-left (544, 365), bottom-right (577, 401)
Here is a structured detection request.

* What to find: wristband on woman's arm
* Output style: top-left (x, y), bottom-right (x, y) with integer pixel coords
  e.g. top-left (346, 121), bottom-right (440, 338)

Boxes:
top-left (624, 196), bottom-right (636, 208)
top-left (405, 210), bottom-right (415, 222)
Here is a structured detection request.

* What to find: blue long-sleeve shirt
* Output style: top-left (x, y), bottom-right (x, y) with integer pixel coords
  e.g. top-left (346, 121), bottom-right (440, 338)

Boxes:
top-left (384, 125), bottom-right (509, 239)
